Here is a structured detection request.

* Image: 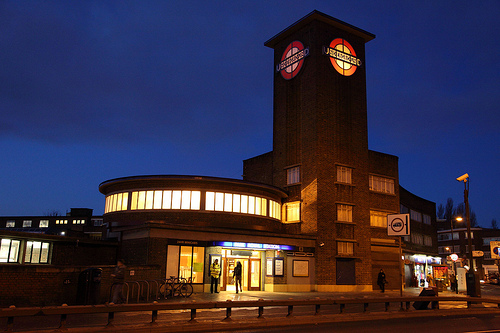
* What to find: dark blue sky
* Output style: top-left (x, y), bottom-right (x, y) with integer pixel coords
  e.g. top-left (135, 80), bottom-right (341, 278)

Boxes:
top-left (1, 1), bottom-right (498, 226)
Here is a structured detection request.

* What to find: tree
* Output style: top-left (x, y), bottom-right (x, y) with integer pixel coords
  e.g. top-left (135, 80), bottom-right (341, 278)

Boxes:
top-left (437, 204), bottom-right (444, 219)
top-left (444, 198), bottom-right (454, 229)
top-left (470, 211), bottom-right (478, 227)
top-left (44, 210), bottom-right (61, 216)
top-left (492, 219), bottom-right (498, 229)
top-left (454, 203), bottom-right (465, 219)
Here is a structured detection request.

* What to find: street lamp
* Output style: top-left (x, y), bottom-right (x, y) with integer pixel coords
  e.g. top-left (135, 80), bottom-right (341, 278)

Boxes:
top-left (456, 173), bottom-right (480, 297)
top-left (450, 216), bottom-right (462, 294)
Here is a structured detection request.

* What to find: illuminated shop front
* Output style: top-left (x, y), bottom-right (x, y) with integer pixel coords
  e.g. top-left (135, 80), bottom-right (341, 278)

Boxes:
top-left (404, 254), bottom-right (442, 287)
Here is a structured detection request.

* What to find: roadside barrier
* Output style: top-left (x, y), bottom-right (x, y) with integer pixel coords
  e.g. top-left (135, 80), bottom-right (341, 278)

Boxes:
top-left (2, 296), bottom-right (500, 331)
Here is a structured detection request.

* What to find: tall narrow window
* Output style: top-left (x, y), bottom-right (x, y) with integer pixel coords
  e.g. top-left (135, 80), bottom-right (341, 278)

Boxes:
top-left (285, 202), bottom-right (300, 222)
top-left (286, 166), bottom-right (300, 185)
top-left (336, 166), bottom-right (352, 184)
top-left (337, 204), bottom-right (353, 222)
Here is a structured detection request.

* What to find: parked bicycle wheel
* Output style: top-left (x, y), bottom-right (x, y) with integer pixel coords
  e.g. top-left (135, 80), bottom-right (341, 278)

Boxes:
top-left (180, 283), bottom-right (193, 297)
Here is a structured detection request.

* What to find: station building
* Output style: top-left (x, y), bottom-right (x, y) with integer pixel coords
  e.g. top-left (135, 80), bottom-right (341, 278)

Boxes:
top-left (99, 11), bottom-right (407, 293)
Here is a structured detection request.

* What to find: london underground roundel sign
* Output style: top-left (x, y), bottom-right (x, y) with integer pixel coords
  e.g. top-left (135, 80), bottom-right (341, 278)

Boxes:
top-left (323, 38), bottom-right (361, 76)
top-left (276, 41), bottom-right (309, 80)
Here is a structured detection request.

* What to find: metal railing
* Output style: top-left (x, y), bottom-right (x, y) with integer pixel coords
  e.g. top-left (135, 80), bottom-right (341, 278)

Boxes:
top-left (109, 277), bottom-right (192, 304)
top-left (2, 296), bottom-right (500, 332)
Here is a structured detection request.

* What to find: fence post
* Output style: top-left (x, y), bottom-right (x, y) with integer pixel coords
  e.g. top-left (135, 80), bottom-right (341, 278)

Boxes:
top-left (151, 310), bottom-right (158, 325)
top-left (190, 308), bottom-right (197, 322)
top-left (6, 316), bottom-right (14, 332)
top-left (107, 312), bottom-right (115, 327)
top-left (59, 313), bottom-right (67, 330)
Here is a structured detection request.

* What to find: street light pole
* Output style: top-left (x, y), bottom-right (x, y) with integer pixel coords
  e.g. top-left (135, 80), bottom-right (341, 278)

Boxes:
top-left (457, 173), bottom-right (480, 297)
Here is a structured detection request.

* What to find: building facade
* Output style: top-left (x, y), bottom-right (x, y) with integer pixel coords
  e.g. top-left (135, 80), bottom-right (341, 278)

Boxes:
top-left (99, 11), bottom-right (405, 293)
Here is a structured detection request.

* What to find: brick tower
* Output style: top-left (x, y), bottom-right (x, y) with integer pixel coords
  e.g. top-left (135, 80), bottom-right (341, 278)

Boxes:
top-left (244, 11), bottom-right (399, 291)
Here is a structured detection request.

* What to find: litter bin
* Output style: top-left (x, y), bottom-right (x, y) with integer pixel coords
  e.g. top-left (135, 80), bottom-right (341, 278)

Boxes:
top-left (413, 287), bottom-right (437, 310)
top-left (76, 268), bottom-right (102, 305)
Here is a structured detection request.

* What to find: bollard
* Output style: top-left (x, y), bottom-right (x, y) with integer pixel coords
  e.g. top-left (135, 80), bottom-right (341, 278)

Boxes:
top-left (339, 303), bottom-right (345, 314)
top-left (364, 303), bottom-right (369, 312)
top-left (315, 304), bottom-right (321, 315)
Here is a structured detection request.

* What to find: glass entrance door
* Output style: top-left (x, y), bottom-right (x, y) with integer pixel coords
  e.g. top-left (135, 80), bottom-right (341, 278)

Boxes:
top-left (249, 259), bottom-right (260, 291)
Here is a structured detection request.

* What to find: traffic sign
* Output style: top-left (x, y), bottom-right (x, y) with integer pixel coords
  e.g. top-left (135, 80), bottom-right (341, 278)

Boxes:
top-left (387, 214), bottom-right (410, 236)
top-left (490, 241), bottom-right (500, 259)
top-left (473, 251), bottom-right (484, 257)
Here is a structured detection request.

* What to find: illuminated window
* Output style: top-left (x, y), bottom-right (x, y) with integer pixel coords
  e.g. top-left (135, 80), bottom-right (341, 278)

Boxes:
top-left (145, 191), bottom-right (154, 209)
top-left (369, 175), bottom-right (395, 194)
top-left (224, 193), bottom-right (233, 212)
top-left (206, 192), bottom-right (215, 210)
top-left (56, 219), bottom-right (68, 225)
top-left (25, 241), bottom-right (50, 264)
top-left (269, 200), bottom-right (281, 220)
top-left (154, 191), bottom-right (163, 209)
top-left (286, 166), bottom-right (300, 185)
top-left (337, 166), bottom-right (352, 184)
top-left (190, 191), bottom-right (201, 210)
top-left (39, 220), bottom-right (49, 228)
top-left (233, 194), bottom-right (241, 213)
top-left (72, 219), bottom-right (85, 224)
top-left (162, 190), bottom-right (172, 209)
top-left (248, 196), bottom-right (255, 214)
top-left (137, 191), bottom-right (146, 210)
top-left (337, 204), bottom-right (353, 222)
top-left (370, 210), bottom-right (388, 227)
top-left (215, 192), bottom-right (224, 211)
top-left (176, 246), bottom-right (205, 283)
top-left (241, 195), bottom-right (248, 213)
top-left (285, 202), bottom-right (300, 222)
top-left (6, 221), bottom-right (15, 228)
top-left (0, 239), bottom-right (21, 263)
top-left (23, 220), bottom-right (32, 228)
top-left (337, 241), bottom-right (354, 255)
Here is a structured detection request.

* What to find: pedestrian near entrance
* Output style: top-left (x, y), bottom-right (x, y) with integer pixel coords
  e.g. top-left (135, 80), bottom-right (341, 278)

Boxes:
top-left (377, 269), bottom-right (387, 293)
top-left (111, 259), bottom-right (126, 304)
top-left (233, 261), bottom-right (242, 293)
top-left (210, 259), bottom-right (221, 293)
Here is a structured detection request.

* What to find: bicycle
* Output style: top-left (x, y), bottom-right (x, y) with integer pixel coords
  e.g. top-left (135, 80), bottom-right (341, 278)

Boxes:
top-left (159, 276), bottom-right (193, 298)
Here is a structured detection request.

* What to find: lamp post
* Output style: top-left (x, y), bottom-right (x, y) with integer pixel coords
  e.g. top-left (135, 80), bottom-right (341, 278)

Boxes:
top-left (456, 173), bottom-right (480, 297)
top-left (451, 217), bottom-right (461, 294)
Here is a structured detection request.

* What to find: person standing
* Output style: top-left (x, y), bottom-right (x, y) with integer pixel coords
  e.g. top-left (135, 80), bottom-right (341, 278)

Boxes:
top-left (377, 268), bottom-right (386, 293)
top-left (210, 259), bottom-right (221, 293)
top-left (233, 261), bottom-right (242, 293)
top-left (111, 259), bottom-right (126, 304)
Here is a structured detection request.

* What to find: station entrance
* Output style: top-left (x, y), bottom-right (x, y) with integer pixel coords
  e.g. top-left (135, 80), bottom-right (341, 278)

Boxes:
top-left (220, 249), bottom-right (261, 291)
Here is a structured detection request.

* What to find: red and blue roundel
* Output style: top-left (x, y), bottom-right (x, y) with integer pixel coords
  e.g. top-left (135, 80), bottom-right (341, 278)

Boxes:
top-left (276, 41), bottom-right (309, 80)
